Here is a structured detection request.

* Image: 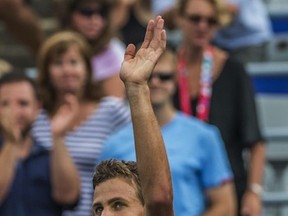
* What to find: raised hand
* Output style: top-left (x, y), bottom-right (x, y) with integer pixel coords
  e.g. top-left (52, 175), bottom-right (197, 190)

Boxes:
top-left (120, 16), bottom-right (166, 86)
top-left (51, 94), bottom-right (79, 138)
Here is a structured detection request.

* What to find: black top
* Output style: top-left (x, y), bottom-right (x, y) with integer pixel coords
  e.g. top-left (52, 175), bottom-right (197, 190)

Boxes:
top-left (174, 58), bottom-right (264, 194)
top-left (0, 140), bottom-right (63, 216)
top-left (120, 9), bottom-right (146, 47)
top-left (0, 139), bottom-right (77, 216)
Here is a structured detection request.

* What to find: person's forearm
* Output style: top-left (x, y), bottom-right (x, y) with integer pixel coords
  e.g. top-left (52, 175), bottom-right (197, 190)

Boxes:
top-left (111, 0), bottom-right (134, 31)
top-left (202, 183), bottom-right (236, 216)
top-left (126, 84), bottom-right (173, 212)
top-left (202, 204), bottom-right (234, 216)
top-left (248, 142), bottom-right (266, 187)
top-left (202, 206), bottom-right (228, 216)
top-left (126, 83), bottom-right (173, 212)
top-left (50, 136), bottom-right (80, 204)
top-left (0, 143), bottom-right (18, 203)
top-left (0, 0), bottom-right (44, 54)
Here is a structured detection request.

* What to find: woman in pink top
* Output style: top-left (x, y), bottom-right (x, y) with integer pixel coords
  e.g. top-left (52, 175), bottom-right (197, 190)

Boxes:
top-left (55, 0), bottom-right (125, 98)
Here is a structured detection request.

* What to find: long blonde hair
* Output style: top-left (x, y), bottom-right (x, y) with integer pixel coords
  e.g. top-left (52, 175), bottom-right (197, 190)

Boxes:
top-left (176, 0), bottom-right (232, 27)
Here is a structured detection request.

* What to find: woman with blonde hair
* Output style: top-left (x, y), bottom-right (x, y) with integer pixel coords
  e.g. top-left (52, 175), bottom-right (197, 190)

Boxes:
top-left (32, 31), bottom-right (130, 216)
top-left (174, 0), bottom-right (265, 215)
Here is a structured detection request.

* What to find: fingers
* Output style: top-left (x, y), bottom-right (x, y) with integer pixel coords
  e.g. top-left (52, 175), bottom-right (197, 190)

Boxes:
top-left (141, 19), bottom-right (154, 49)
top-left (124, 44), bottom-right (136, 61)
top-left (141, 16), bottom-right (165, 49)
top-left (64, 94), bottom-right (77, 107)
top-left (150, 16), bottom-right (165, 50)
top-left (62, 94), bottom-right (78, 110)
top-left (53, 94), bottom-right (78, 123)
top-left (0, 108), bottom-right (21, 142)
top-left (51, 94), bottom-right (79, 136)
top-left (161, 29), bottom-right (167, 50)
top-left (0, 108), bottom-right (14, 129)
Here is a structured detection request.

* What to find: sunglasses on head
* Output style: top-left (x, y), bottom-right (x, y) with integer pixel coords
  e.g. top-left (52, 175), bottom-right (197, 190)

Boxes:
top-left (149, 72), bottom-right (175, 82)
top-left (184, 14), bottom-right (218, 27)
top-left (75, 6), bottom-right (108, 18)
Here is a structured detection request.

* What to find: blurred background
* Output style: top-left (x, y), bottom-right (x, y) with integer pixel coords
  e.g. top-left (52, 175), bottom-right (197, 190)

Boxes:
top-left (0, 0), bottom-right (288, 215)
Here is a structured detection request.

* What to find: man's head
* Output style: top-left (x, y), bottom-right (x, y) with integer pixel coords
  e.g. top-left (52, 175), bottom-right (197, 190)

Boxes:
top-left (0, 72), bottom-right (40, 138)
top-left (148, 48), bottom-right (177, 109)
top-left (92, 159), bottom-right (144, 216)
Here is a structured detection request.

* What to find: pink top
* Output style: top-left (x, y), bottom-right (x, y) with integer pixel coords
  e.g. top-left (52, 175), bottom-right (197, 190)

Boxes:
top-left (91, 38), bottom-right (125, 81)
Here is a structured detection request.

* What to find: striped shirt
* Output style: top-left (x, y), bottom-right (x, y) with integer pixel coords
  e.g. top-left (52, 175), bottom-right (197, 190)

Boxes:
top-left (32, 97), bottom-right (131, 216)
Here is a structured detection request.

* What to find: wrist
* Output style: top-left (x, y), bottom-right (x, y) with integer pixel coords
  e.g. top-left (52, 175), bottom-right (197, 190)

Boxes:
top-left (125, 82), bottom-right (150, 97)
top-left (52, 134), bottom-right (65, 142)
top-left (248, 183), bottom-right (263, 197)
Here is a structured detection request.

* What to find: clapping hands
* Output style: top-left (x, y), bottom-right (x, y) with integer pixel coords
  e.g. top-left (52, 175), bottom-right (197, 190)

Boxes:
top-left (51, 94), bottom-right (79, 138)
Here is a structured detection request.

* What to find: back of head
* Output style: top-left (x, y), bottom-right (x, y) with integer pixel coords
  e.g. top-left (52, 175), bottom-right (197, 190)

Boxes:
top-left (93, 159), bottom-right (144, 205)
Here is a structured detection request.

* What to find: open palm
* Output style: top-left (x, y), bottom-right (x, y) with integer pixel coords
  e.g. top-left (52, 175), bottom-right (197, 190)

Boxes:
top-left (120, 16), bottom-right (166, 85)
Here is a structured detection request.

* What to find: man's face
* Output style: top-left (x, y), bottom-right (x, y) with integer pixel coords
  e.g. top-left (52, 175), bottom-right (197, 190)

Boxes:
top-left (93, 178), bottom-right (143, 216)
top-left (0, 81), bottom-right (39, 136)
top-left (148, 57), bottom-right (176, 108)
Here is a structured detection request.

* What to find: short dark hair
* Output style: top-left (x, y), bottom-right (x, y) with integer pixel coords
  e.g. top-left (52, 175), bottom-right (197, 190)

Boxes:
top-left (93, 159), bottom-right (144, 205)
top-left (0, 71), bottom-right (40, 100)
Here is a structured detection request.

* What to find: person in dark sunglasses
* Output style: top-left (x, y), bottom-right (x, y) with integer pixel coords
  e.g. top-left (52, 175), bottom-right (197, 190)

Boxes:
top-left (98, 47), bottom-right (236, 216)
top-left (74, 5), bottom-right (108, 19)
top-left (148, 72), bottom-right (175, 82)
top-left (183, 14), bottom-right (218, 27)
top-left (175, 1), bottom-right (266, 216)
top-left (54, 0), bottom-right (126, 98)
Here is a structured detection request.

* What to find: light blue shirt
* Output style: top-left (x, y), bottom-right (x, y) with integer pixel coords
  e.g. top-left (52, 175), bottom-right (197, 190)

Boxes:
top-left (98, 112), bottom-right (233, 216)
top-left (214, 0), bottom-right (272, 49)
top-left (152, 0), bottom-right (176, 15)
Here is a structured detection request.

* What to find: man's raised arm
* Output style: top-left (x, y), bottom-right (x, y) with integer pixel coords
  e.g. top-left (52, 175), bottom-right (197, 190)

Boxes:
top-left (120, 16), bottom-right (174, 216)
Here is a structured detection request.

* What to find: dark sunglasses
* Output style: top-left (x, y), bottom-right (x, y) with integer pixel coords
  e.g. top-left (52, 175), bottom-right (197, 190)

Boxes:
top-left (149, 73), bottom-right (175, 82)
top-left (184, 14), bottom-right (218, 27)
top-left (75, 6), bottom-right (108, 18)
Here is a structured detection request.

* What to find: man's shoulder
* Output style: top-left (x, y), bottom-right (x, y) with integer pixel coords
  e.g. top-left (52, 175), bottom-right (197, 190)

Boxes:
top-left (174, 112), bottom-right (219, 134)
top-left (105, 123), bottom-right (134, 144)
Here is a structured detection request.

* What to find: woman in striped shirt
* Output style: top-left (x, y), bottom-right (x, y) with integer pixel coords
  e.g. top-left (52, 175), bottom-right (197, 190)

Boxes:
top-left (32, 31), bottom-right (131, 216)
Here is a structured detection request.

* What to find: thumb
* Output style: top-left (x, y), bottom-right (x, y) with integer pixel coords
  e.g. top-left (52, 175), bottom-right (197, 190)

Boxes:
top-left (124, 44), bottom-right (136, 61)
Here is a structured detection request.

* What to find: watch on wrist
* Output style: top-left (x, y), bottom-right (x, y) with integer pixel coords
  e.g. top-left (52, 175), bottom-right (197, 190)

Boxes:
top-left (249, 183), bottom-right (263, 197)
